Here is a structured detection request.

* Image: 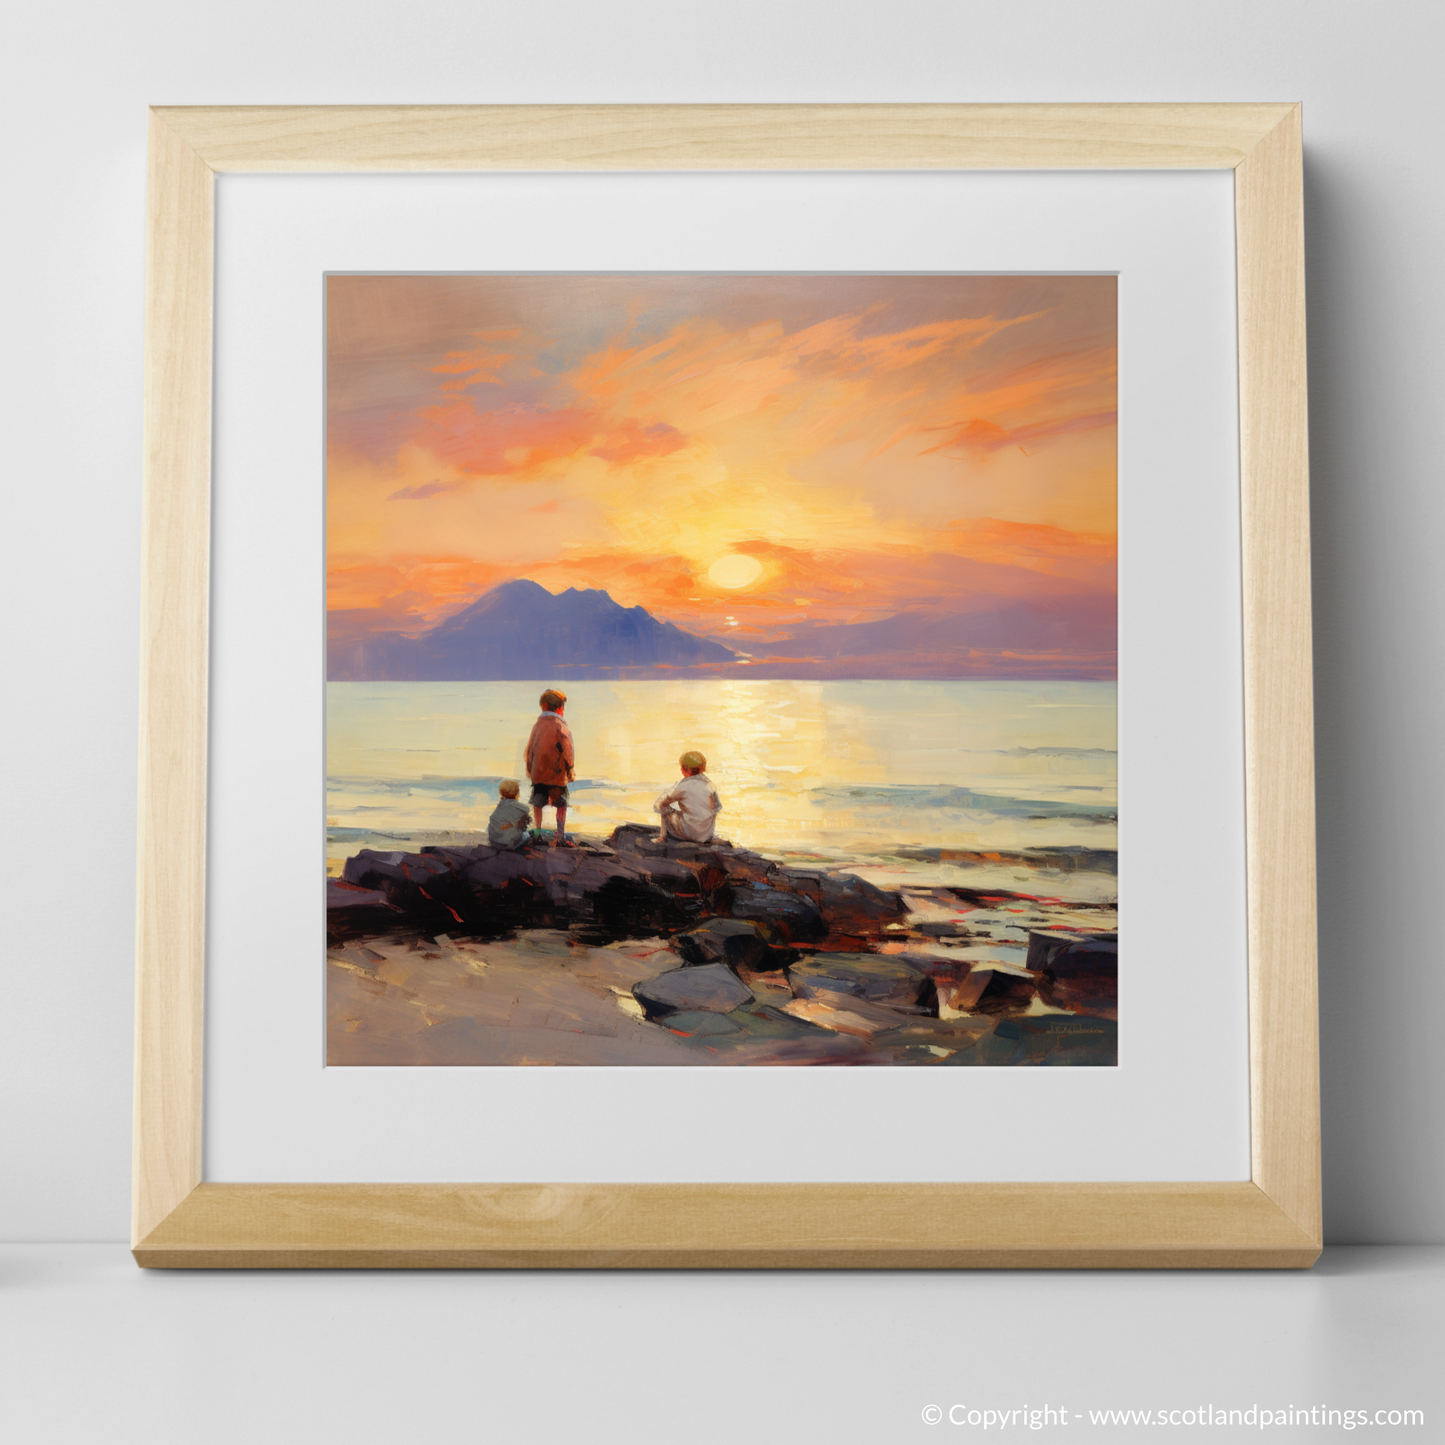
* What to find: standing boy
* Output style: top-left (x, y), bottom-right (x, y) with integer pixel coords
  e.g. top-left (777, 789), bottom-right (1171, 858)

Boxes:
top-left (524, 688), bottom-right (575, 846)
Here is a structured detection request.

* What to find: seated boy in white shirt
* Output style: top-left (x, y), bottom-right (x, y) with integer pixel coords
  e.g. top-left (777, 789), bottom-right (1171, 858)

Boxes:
top-left (654, 750), bottom-right (722, 843)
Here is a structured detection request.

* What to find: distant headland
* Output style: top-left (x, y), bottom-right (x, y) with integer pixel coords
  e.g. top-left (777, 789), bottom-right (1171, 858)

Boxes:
top-left (327, 578), bottom-right (1116, 682)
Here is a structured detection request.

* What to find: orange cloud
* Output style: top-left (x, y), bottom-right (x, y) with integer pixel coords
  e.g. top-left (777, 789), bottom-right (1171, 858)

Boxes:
top-left (589, 418), bottom-right (688, 464)
top-left (418, 400), bottom-right (599, 477)
top-left (919, 408), bottom-right (1117, 458)
top-left (328, 555), bottom-right (514, 634)
top-left (943, 518), bottom-right (1116, 589)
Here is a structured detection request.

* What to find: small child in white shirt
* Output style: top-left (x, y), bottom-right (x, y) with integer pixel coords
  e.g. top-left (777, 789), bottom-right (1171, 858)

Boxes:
top-left (487, 779), bottom-right (531, 850)
top-left (654, 750), bottom-right (722, 843)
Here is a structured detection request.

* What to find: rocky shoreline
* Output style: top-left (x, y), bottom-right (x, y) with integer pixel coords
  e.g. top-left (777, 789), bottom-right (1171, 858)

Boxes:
top-left (327, 826), bottom-right (1117, 1066)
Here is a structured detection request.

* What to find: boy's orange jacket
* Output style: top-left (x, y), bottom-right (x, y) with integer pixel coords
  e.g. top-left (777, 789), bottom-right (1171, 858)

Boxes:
top-left (524, 712), bottom-right (575, 786)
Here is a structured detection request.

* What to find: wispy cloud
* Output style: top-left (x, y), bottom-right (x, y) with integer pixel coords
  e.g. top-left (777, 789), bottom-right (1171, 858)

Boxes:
top-left (387, 479), bottom-right (466, 501)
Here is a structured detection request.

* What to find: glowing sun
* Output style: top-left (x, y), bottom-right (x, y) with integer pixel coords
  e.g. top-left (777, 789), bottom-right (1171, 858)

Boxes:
top-left (707, 554), bottom-right (764, 589)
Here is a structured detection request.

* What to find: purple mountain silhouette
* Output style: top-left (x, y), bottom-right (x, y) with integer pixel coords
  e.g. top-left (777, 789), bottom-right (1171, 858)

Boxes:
top-left (772, 594), bottom-right (1116, 660)
top-left (329, 579), bottom-right (738, 680)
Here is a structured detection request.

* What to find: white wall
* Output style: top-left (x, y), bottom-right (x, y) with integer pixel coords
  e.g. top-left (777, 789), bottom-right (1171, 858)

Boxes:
top-left (3, 0), bottom-right (1440, 1243)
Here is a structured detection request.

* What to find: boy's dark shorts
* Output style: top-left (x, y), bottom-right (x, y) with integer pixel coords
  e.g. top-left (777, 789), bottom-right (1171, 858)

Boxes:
top-left (529, 783), bottom-right (569, 807)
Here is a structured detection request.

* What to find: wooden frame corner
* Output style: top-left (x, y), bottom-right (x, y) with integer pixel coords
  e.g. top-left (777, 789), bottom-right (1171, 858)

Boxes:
top-left (135, 103), bottom-right (1319, 1269)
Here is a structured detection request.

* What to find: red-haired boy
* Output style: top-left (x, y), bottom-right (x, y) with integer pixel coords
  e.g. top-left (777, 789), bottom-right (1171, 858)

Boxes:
top-left (524, 688), bottom-right (575, 846)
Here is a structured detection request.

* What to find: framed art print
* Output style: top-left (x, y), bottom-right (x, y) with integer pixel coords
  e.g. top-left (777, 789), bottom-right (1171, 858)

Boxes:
top-left (135, 105), bottom-right (1319, 1267)
top-left (323, 268), bottom-right (1121, 1070)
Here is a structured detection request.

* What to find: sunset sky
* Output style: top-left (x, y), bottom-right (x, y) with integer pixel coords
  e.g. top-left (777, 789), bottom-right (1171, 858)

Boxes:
top-left (326, 273), bottom-right (1116, 675)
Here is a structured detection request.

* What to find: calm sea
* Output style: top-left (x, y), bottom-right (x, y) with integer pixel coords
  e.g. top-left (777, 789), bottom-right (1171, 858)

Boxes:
top-left (326, 679), bottom-right (1116, 885)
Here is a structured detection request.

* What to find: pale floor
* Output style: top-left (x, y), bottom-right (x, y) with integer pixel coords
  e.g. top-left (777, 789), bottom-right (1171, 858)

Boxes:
top-left (1, 1246), bottom-right (1440, 1442)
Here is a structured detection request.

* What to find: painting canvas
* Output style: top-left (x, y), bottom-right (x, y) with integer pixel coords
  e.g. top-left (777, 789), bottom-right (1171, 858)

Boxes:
top-left (325, 273), bottom-right (1117, 1066)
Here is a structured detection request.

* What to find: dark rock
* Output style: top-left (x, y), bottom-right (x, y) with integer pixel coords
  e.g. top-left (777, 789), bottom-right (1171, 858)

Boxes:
top-left (632, 963), bottom-right (754, 1019)
top-left (713, 852), bottom-right (779, 887)
top-left (819, 872), bottom-right (905, 927)
top-left (563, 853), bottom-right (646, 907)
top-left (629, 854), bottom-right (704, 894)
top-left (463, 851), bottom-right (548, 890)
top-left (727, 883), bottom-right (827, 942)
top-left (420, 843), bottom-right (498, 868)
top-left (336, 833), bottom-right (897, 951)
top-left (542, 848), bottom-right (582, 905)
top-left (608, 830), bottom-right (900, 940)
top-left (341, 848), bottom-right (411, 890)
top-left (946, 965), bottom-right (1038, 1016)
top-left (1037, 937), bottom-right (1118, 1019)
top-left (327, 880), bottom-right (398, 913)
top-left (591, 876), bottom-right (697, 936)
top-left (340, 848), bottom-right (470, 918)
top-left (788, 952), bottom-right (937, 1012)
top-left (767, 868), bottom-right (904, 937)
top-left (674, 918), bottom-right (784, 971)
top-left (609, 826), bottom-right (778, 886)
top-left (325, 880), bottom-right (404, 944)
top-left (397, 854), bottom-right (458, 887)
top-left (1026, 928), bottom-right (1090, 972)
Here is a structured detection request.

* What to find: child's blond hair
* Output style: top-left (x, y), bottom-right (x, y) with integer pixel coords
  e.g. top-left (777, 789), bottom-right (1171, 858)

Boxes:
top-left (679, 750), bottom-right (707, 773)
top-left (498, 778), bottom-right (521, 798)
top-left (539, 688), bottom-right (567, 712)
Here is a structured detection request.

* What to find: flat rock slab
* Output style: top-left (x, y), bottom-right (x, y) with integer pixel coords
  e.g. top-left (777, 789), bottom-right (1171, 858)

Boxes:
top-left (781, 996), bottom-right (919, 1037)
top-left (656, 1010), bottom-right (744, 1038)
top-left (789, 952), bottom-right (935, 1010)
top-left (943, 965), bottom-right (1039, 1017)
top-left (633, 962), bottom-right (754, 1019)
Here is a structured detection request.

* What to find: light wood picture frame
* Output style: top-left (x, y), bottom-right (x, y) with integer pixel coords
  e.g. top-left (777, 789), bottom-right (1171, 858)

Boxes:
top-left (135, 103), bottom-right (1318, 1268)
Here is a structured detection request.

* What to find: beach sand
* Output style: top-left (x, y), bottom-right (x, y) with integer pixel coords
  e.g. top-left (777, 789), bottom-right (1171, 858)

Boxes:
top-left (326, 841), bottom-right (1117, 1067)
